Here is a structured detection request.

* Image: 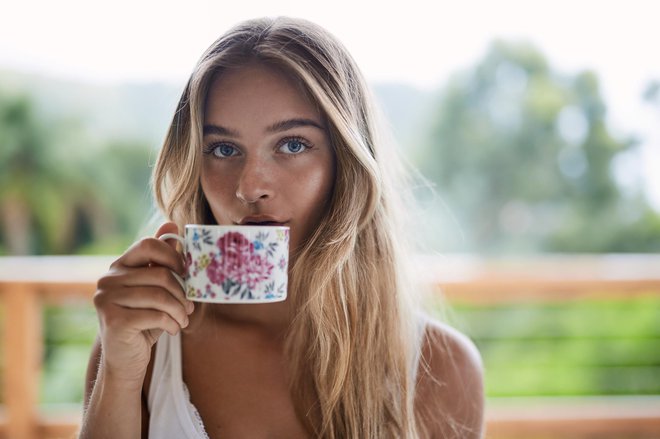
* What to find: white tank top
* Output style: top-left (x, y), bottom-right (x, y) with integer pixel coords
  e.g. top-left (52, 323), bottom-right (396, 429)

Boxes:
top-left (147, 318), bottom-right (427, 438)
top-left (147, 332), bottom-right (209, 439)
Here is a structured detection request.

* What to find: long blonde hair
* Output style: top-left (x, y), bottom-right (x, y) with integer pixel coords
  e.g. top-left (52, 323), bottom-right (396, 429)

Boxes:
top-left (153, 17), bottom-right (423, 438)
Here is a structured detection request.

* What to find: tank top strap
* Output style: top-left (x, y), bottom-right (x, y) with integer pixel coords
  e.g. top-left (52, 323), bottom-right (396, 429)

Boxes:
top-left (147, 332), bottom-right (210, 438)
top-left (148, 332), bottom-right (173, 408)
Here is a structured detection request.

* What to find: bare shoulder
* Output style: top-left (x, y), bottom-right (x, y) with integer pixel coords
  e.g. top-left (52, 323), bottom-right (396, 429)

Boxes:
top-left (414, 317), bottom-right (485, 438)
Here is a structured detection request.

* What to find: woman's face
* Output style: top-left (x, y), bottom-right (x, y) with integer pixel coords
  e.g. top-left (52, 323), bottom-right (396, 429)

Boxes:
top-left (201, 63), bottom-right (336, 253)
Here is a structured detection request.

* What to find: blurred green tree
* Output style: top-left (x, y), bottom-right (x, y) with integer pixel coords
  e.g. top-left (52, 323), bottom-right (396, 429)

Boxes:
top-left (73, 140), bottom-right (154, 254)
top-left (0, 91), bottom-right (81, 254)
top-left (416, 40), bottom-right (660, 253)
top-left (0, 89), bottom-right (153, 255)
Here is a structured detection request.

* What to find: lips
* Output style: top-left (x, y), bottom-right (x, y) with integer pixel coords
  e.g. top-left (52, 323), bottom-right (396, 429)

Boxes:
top-left (237, 215), bottom-right (288, 226)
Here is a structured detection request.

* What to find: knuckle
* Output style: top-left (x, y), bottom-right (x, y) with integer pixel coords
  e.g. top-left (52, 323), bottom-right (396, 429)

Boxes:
top-left (102, 308), bottom-right (125, 331)
top-left (109, 255), bottom-right (124, 271)
top-left (96, 274), bottom-right (113, 291)
top-left (136, 237), bottom-right (158, 255)
top-left (92, 291), bottom-right (103, 307)
top-left (93, 287), bottom-right (109, 308)
top-left (94, 273), bottom-right (124, 306)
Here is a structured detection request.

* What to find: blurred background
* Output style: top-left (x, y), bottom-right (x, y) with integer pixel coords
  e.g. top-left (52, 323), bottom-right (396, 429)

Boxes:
top-left (0, 0), bottom-right (659, 438)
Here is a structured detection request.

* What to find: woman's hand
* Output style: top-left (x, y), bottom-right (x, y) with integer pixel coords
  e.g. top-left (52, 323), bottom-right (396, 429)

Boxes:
top-left (92, 222), bottom-right (194, 386)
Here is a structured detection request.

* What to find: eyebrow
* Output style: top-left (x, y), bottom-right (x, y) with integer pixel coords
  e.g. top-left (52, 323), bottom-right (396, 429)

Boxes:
top-left (203, 124), bottom-right (239, 137)
top-left (266, 118), bottom-right (325, 133)
top-left (203, 118), bottom-right (325, 137)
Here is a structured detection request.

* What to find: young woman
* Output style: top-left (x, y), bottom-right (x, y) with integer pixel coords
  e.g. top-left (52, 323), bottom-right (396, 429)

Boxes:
top-left (81, 17), bottom-right (484, 439)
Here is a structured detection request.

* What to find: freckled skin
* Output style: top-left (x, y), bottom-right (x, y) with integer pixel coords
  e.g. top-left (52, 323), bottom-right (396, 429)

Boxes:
top-left (200, 63), bottom-right (336, 255)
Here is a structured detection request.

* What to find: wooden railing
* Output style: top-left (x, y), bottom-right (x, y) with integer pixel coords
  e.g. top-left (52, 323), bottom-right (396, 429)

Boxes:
top-left (1, 254), bottom-right (659, 439)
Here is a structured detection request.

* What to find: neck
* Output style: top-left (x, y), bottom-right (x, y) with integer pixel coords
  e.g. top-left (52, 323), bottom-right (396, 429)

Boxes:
top-left (186, 299), bottom-right (293, 336)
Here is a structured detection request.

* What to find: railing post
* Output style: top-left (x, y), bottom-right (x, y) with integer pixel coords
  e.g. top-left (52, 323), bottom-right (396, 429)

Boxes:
top-left (4, 283), bottom-right (41, 439)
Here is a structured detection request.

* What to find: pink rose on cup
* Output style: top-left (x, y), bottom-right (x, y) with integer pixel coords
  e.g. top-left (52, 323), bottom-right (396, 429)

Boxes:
top-left (206, 231), bottom-right (274, 296)
top-left (244, 252), bottom-right (274, 289)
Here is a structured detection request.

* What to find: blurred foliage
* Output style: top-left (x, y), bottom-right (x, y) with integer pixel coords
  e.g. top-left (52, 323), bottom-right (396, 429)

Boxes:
top-left (443, 295), bottom-right (660, 397)
top-left (1, 41), bottom-right (659, 255)
top-left (0, 90), bottom-right (77, 254)
top-left (41, 302), bottom-right (97, 405)
top-left (414, 40), bottom-right (660, 254)
top-left (0, 86), bottom-right (154, 255)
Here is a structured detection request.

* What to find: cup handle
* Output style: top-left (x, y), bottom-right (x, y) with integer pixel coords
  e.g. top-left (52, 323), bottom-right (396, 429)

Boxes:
top-left (158, 233), bottom-right (186, 290)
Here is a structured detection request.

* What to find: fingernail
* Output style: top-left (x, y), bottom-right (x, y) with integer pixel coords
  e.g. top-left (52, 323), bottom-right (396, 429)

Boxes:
top-left (186, 301), bottom-right (195, 314)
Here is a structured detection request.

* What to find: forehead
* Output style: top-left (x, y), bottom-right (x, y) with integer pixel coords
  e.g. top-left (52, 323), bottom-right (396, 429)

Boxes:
top-left (204, 63), bottom-right (322, 126)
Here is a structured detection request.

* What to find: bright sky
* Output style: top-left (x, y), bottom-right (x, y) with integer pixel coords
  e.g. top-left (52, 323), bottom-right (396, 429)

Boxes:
top-left (2, 0), bottom-right (659, 207)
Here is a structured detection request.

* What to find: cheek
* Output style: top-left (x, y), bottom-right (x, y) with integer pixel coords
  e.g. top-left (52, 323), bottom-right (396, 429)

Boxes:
top-left (200, 168), bottom-right (234, 220)
top-left (314, 168), bottom-right (335, 208)
top-left (201, 160), bottom-right (233, 194)
top-left (297, 158), bottom-right (336, 219)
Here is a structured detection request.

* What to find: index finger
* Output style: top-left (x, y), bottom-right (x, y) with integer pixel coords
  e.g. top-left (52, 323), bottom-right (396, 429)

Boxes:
top-left (115, 238), bottom-right (185, 275)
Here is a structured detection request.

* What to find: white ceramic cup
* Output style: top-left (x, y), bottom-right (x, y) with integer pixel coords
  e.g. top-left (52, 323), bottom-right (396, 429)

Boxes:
top-left (159, 224), bottom-right (289, 303)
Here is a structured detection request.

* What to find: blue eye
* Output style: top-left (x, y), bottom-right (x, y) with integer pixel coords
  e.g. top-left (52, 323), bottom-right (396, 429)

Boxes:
top-left (210, 143), bottom-right (238, 158)
top-left (279, 138), bottom-right (309, 154)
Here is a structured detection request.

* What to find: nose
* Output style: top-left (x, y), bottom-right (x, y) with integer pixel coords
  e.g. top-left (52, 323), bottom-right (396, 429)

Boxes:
top-left (235, 156), bottom-right (274, 204)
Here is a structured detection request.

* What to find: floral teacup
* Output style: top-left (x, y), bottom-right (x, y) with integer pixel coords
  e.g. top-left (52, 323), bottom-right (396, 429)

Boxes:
top-left (160, 225), bottom-right (289, 303)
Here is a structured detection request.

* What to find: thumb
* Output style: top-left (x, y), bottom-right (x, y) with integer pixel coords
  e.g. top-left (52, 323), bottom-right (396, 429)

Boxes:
top-left (155, 221), bottom-right (180, 251)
